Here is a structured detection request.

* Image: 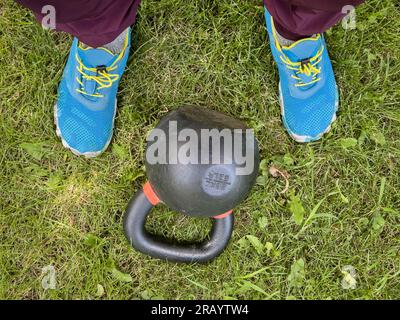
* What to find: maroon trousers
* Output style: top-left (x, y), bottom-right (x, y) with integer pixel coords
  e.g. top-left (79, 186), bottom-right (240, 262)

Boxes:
top-left (264, 0), bottom-right (364, 40)
top-left (16, 0), bottom-right (365, 47)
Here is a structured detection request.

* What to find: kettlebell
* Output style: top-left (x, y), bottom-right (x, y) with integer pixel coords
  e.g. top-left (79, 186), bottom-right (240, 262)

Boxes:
top-left (123, 106), bottom-right (259, 263)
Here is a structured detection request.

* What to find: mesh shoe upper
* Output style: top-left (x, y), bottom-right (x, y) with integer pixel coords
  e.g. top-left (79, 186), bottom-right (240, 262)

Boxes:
top-left (55, 31), bottom-right (131, 156)
top-left (264, 8), bottom-right (339, 142)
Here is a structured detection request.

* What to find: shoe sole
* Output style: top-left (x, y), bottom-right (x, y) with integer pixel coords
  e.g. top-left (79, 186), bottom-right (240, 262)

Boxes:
top-left (279, 82), bottom-right (339, 143)
top-left (54, 101), bottom-right (117, 158)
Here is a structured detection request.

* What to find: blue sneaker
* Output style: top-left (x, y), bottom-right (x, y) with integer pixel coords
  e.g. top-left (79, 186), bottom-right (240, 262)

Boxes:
top-left (264, 8), bottom-right (339, 143)
top-left (55, 29), bottom-right (131, 157)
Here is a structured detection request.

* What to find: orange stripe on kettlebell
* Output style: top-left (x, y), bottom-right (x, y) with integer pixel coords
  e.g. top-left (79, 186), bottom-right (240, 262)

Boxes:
top-left (213, 210), bottom-right (233, 219)
top-left (143, 181), bottom-right (160, 205)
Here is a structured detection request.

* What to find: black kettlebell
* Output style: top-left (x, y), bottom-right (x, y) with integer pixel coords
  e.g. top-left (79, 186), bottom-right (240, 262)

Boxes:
top-left (123, 106), bottom-right (259, 263)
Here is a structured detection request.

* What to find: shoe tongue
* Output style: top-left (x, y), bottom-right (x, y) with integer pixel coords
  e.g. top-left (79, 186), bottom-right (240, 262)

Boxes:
top-left (282, 37), bottom-right (320, 62)
top-left (76, 46), bottom-right (116, 100)
top-left (78, 46), bottom-right (115, 68)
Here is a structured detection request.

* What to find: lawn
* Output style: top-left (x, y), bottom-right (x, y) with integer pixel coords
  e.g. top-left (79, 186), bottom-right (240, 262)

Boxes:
top-left (0, 0), bottom-right (399, 300)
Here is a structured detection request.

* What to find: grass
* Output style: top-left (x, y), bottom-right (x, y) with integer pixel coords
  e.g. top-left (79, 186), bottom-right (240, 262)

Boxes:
top-left (0, 0), bottom-right (399, 300)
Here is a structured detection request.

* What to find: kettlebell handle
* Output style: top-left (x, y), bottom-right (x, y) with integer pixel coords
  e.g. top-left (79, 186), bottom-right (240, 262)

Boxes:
top-left (123, 183), bottom-right (234, 263)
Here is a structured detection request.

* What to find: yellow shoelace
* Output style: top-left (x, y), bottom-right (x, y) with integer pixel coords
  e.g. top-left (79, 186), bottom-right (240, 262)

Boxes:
top-left (269, 15), bottom-right (323, 88)
top-left (74, 33), bottom-right (129, 98)
top-left (279, 47), bottom-right (324, 88)
top-left (75, 55), bottom-right (120, 98)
